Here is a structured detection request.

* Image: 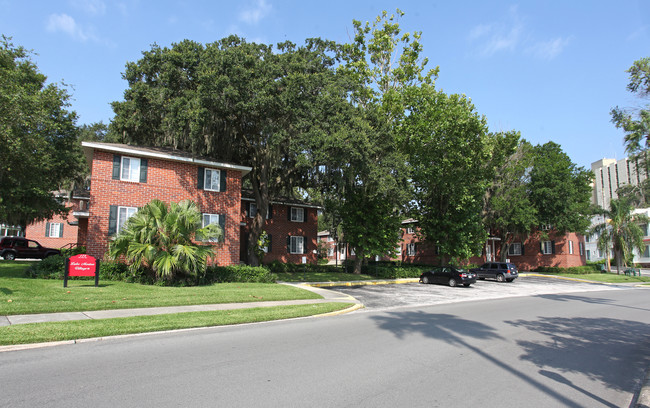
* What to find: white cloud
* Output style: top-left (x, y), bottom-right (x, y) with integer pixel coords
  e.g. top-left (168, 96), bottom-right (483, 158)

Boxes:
top-left (468, 6), bottom-right (523, 57)
top-left (46, 13), bottom-right (90, 41)
top-left (70, 0), bottom-right (106, 15)
top-left (527, 37), bottom-right (571, 60)
top-left (239, 0), bottom-right (271, 25)
top-left (468, 5), bottom-right (570, 60)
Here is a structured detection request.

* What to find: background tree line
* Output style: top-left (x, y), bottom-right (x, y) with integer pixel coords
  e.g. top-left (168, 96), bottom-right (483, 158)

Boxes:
top-left (1, 12), bottom-right (597, 273)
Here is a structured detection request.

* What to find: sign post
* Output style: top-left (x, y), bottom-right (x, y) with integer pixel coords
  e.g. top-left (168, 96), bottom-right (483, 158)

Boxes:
top-left (64, 254), bottom-right (100, 287)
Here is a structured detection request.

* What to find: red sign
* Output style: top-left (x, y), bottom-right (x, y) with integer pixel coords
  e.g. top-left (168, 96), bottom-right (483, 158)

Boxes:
top-left (64, 254), bottom-right (100, 287)
top-left (68, 254), bottom-right (97, 276)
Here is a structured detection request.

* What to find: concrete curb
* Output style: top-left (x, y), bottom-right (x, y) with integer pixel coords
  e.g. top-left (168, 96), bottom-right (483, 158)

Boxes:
top-left (297, 278), bottom-right (420, 288)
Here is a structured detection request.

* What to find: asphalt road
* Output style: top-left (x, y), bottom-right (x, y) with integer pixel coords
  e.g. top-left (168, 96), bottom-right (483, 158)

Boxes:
top-left (1, 280), bottom-right (648, 407)
top-left (329, 276), bottom-right (631, 311)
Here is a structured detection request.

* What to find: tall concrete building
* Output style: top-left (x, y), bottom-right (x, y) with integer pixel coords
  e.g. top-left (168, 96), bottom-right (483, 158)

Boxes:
top-left (591, 157), bottom-right (646, 209)
top-left (587, 157), bottom-right (650, 265)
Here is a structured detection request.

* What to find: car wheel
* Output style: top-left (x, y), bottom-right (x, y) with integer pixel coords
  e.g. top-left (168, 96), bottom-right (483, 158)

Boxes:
top-left (463, 283), bottom-right (471, 287)
top-left (4, 252), bottom-right (16, 261)
top-left (496, 273), bottom-right (505, 282)
top-left (422, 276), bottom-right (429, 284)
top-left (448, 278), bottom-right (457, 287)
top-left (478, 277), bottom-right (485, 280)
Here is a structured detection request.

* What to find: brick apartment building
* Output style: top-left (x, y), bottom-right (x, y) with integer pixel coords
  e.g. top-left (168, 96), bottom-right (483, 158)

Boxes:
top-left (24, 142), bottom-right (319, 266)
top-left (319, 219), bottom-right (586, 271)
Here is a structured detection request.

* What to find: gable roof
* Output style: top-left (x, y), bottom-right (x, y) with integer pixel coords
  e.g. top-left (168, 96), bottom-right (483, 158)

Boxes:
top-left (81, 142), bottom-right (252, 175)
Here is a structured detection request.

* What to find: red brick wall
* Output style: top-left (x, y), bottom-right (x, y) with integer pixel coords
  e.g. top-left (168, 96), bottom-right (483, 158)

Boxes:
top-left (240, 201), bottom-right (318, 265)
top-left (501, 231), bottom-right (586, 271)
top-left (25, 200), bottom-right (86, 249)
top-left (87, 150), bottom-right (242, 265)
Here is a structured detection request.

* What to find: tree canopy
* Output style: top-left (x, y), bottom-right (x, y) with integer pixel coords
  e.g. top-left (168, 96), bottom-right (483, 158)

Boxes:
top-left (0, 36), bottom-right (84, 231)
top-left (111, 36), bottom-right (342, 265)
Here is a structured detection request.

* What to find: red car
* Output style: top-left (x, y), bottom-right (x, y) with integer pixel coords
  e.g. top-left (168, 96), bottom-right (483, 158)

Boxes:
top-left (0, 237), bottom-right (61, 260)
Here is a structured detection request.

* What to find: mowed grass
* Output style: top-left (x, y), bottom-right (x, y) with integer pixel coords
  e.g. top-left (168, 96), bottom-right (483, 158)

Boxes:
top-left (0, 261), bottom-right (321, 315)
top-left (0, 303), bottom-right (355, 345)
top-left (529, 272), bottom-right (650, 283)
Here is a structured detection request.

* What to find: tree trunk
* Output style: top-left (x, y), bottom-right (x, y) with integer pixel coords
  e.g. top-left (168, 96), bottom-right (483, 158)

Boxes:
top-left (499, 241), bottom-right (509, 262)
top-left (246, 158), bottom-right (270, 266)
top-left (352, 248), bottom-right (364, 274)
top-left (615, 248), bottom-right (622, 275)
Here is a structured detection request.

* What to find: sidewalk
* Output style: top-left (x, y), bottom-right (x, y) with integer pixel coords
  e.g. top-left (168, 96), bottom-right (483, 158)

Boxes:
top-left (0, 283), bottom-right (361, 327)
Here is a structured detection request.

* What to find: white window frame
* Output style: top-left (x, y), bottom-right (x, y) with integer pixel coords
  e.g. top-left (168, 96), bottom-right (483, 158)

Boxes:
top-left (120, 156), bottom-right (141, 182)
top-left (395, 245), bottom-right (402, 256)
top-left (290, 207), bottom-right (305, 222)
top-left (508, 242), bottom-right (522, 256)
top-left (47, 223), bottom-right (63, 238)
top-left (289, 236), bottom-right (304, 254)
top-left (568, 240), bottom-right (574, 255)
top-left (117, 206), bottom-right (138, 234)
top-left (407, 243), bottom-right (416, 256)
top-left (579, 242), bottom-right (584, 256)
top-left (202, 213), bottom-right (221, 242)
top-left (204, 168), bottom-right (221, 192)
top-left (406, 227), bottom-right (414, 234)
top-left (541, 241), bottom-right (553, 255)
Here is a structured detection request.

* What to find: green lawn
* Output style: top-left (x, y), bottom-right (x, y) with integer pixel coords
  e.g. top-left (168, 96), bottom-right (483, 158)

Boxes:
top-left (0, 261), bottom-right (320, 315)
top-left (0, 303), bottom-right (355, 345)
top-left (529, 272), bottom-right (650, 283)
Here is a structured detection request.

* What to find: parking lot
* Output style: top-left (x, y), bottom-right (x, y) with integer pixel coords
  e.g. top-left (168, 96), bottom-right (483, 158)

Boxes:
top-left (328, 276), bottom-right (631, 312)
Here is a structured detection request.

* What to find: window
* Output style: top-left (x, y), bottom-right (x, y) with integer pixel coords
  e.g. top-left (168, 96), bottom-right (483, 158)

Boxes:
top-left (568, 240), bottom-right (574, 255)
top-left (541, 224), bottom-right (552, 231)
top-left (579, 242), bottom-right (584, 256)
top-left (112, 155), bottom-right (147, 183)
top-left (117, 206), bottom-right (137, 234)
top-left (407, 243), bottom-right (416, 256)
top-left (508, 243), bottom-right (522, 256)
top-left (586, 250), bottom-right (591, 260)
top-left (249, 203), bottom-right (257, 218)
top-left (197, 167), bottom-right (226, 192)
top-left (45, 222), bottom-right (63, 238)
top-left (121, 157), bottom-right (141, 182)
top-left (541, 241), bottom-right (554, 255)
top-left (641, 224), bottom-right (649, 236)
top-left (290, 207), bottom-right (305, 222)
top-left (289, 236), bottom-right (304, 254)
top-left (202, 213), bottom-right (225, 242)
top-left (328, 246), bottom-right (335, 256)
top-left (204, 168), bottom-right (221, 191)
top-left (406, 227), bottom-right (414, 234)
top-left (644, 245), bottom-right (650, 258)
top-left (395, 245), bottom-right (402, 256)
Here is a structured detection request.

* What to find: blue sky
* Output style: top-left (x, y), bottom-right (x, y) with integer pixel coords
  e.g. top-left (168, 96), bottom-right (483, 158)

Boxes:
top-left (1, 0), bottom-right (649, 169)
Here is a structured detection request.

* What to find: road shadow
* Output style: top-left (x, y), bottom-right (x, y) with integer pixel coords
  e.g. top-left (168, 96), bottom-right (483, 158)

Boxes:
top-left (535, 293), bottom-right (650, 313)
top-left (372, 310), bottom-right (502, 341)
top-left (506, 316), bottom-right (650, 394)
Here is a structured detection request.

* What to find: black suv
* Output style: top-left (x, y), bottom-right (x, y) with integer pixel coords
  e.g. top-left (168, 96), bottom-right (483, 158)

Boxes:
top-left (470, 262), bottom-right (518, 282)
top-left (0, 237), bottom-right (61, 260)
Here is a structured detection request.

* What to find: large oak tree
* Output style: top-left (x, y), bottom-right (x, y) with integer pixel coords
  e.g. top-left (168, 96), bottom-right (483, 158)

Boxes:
top-left (0, 37), bottom-right (84, 232)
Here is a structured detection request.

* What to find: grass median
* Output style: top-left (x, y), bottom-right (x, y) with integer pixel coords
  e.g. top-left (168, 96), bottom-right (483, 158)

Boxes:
top-left (0, 262), bottom-right (321, 315)
top-left (529, 272), bottom-right (650, 283)
top-left (0, 302), bottom-right (355, 345)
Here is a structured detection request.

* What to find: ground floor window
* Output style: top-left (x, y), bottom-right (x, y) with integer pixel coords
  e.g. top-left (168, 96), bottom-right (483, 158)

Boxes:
top-left (541, 241), bottom-right (554, 255)
top-left (46, 222), bottom-right (63, 238)
top-left (289, 236), bottom-right (305, 254)
top-left (508, 243), bottom-right (522, 256)
top-left (117, 206), bottom-right (137, 234)
top-left (406, 243), bottom-right (416, 256)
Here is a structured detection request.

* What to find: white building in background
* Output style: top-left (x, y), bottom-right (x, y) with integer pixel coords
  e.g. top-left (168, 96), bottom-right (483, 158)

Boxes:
top-left (591, 157), bottom-right (646, 209)
top-left (586, 157), bottom-right (650, 266)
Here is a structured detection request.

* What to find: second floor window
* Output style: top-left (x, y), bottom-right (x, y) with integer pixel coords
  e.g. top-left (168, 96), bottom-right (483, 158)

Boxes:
top-left (290, 207), bottom-right (304, 222)
top-left (204, 169), bottom-right (221, 191)
top-left (121, 157), bottom-right (141, 182)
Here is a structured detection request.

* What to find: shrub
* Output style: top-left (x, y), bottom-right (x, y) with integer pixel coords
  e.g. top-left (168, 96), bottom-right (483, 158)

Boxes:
top-left (532, 265), bottom-right (599, 275)
top-left (26, 255), bottom-right (66, 279)
top-left (205, 265), bottom-right (278, 283)
top-left (99, 261), bottom-right (129, 281)
top-left (60, 246), bottom-right (86, 257)
top-left (266, 260), bottom-right (290, 274)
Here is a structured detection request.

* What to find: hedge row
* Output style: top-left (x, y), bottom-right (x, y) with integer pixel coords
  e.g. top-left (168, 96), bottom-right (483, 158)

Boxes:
top-left (532, 265), bottom-right (601, 274)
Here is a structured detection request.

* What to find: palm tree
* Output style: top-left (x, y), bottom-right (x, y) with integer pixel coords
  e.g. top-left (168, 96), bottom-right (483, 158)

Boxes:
top-left (108, 199), bottom-right (222, 282)
top-left (591, 198), bottom-right (649, 274)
